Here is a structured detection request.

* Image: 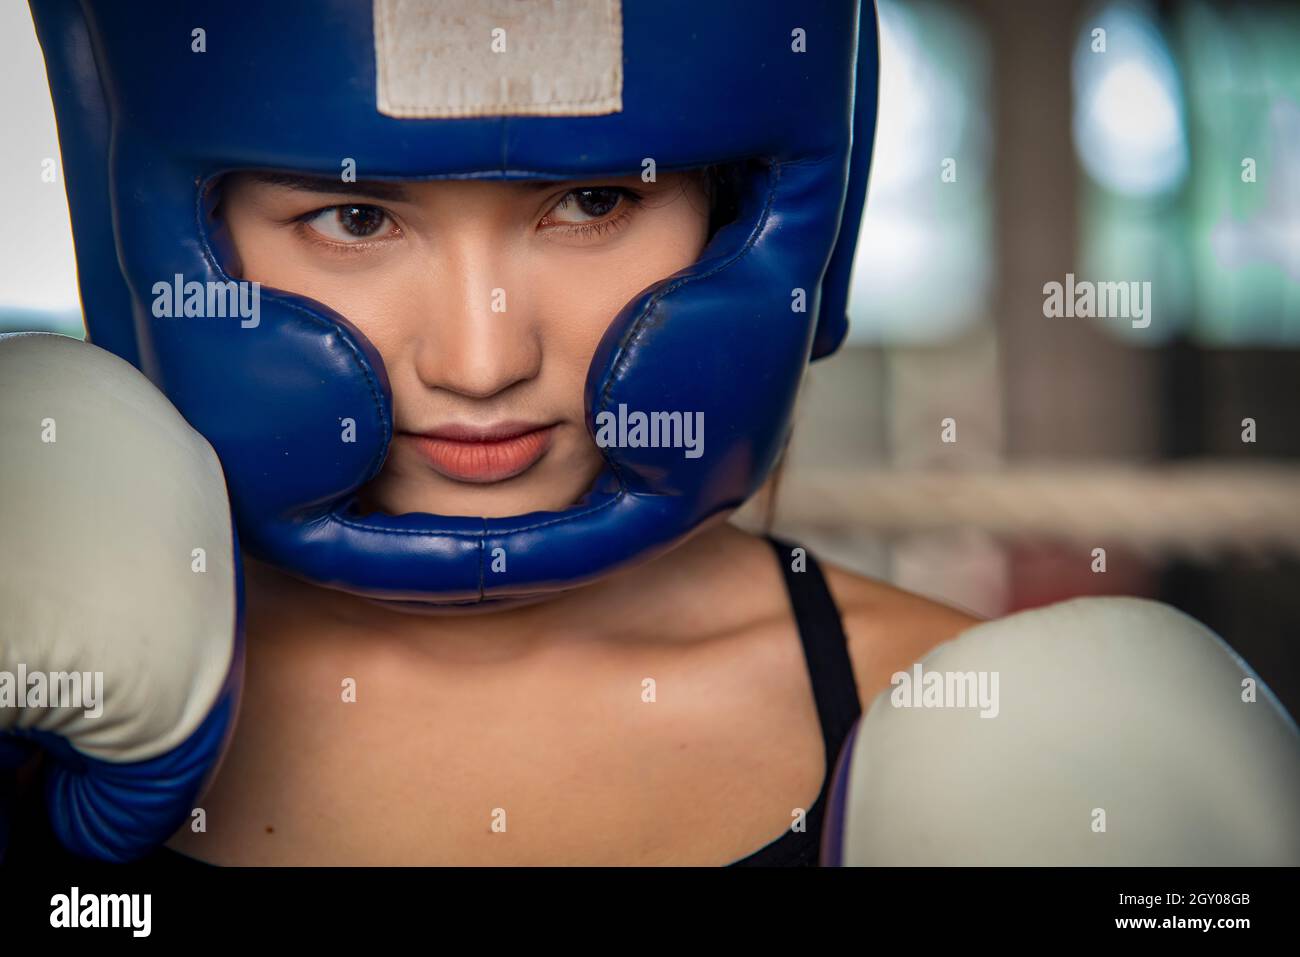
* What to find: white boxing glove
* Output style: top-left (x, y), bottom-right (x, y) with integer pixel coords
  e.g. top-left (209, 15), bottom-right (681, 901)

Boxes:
top-left (822, 596), bottom-right (1300, 865)
top-left (0, 332), bottom-right (243, 862)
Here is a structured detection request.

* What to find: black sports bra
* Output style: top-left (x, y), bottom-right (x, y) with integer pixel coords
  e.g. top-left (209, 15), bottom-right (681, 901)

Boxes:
top-left (725, 536), bottom-right (863, 865)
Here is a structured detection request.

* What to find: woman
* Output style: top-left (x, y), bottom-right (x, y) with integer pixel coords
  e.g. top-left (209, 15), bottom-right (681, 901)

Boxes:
top-left (9, 0), bottom-right (1298, 871)
top-left (155, 168), bottom-right (980, 865)
top-left (4, 0), bottom-right (992, 868)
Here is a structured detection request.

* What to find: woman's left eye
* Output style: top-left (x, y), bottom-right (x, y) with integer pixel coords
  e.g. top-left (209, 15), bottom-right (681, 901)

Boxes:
top-left (545, 187), bottom-right (627, 225)
top-left (303, 205), bottom-right (395, 243)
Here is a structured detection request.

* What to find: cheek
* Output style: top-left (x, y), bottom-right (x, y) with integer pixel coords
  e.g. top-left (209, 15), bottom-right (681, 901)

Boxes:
top-left (297, 273), bottom-right (414, 354)
top-left (222, 213), bottom-right (415, 359)
top-left (529, 201), bottom-right (710, 381)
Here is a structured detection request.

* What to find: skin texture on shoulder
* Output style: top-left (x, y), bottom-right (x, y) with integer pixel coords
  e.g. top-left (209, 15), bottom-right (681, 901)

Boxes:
top-left (663, 524), bottom-right (985, 712)
top-left (820, 559), bottom-right (985, 711)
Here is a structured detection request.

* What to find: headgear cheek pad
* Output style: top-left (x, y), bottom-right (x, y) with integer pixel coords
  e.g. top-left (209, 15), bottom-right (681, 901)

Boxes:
top-left (30, 0), bottom-right (879, 606)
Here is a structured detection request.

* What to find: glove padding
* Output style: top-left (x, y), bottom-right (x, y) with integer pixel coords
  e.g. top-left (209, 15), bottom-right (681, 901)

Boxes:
top-left (0, 332), bottom-right (243, 862)
top-left (822, 596), bottom-right (1300, 865)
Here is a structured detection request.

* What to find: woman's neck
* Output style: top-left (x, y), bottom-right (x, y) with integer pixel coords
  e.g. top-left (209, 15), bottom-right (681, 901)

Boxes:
top-left (237, 516), bottom-right (739, 654)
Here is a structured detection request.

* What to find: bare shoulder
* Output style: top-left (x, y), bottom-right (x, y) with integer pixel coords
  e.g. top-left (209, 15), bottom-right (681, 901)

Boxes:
top-left (819, 559), bottom-right (984, 711)
top-left (626, 523), bottom-right (983, 712)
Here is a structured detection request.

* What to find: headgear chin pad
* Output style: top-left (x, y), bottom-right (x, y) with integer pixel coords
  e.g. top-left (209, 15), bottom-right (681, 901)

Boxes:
top-left (31, 0), bottom-right (880, 605)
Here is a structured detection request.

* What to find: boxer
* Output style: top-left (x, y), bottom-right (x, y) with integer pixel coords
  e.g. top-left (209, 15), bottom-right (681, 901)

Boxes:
top-left (5, 0), bottom-right (1295, 867)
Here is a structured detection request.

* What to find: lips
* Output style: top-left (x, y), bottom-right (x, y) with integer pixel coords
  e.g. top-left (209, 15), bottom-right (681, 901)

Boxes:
top-left (402, 423), bottom-right (556, 484)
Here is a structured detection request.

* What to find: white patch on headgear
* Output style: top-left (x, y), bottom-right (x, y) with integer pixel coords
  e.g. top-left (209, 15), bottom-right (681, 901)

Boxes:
top-left (374, 0), bottom-right (623, 118)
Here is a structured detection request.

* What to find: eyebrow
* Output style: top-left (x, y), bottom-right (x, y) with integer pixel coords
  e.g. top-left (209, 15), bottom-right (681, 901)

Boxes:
top-left (245, 172), bottom-right (621, 200)
top-left (244, 171), bottom-right (412, 201)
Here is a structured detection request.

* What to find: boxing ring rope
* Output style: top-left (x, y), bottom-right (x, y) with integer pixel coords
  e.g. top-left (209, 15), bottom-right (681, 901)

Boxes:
top-left (771, 462), bottom-right (1300, 560)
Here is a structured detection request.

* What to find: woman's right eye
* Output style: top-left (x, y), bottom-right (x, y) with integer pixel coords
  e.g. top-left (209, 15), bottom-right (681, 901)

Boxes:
top-left (302, 205), bottom-right (396, 243)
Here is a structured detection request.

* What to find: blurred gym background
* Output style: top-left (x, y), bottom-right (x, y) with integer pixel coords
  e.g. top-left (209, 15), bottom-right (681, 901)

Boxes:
top-left (759, 0), bottom-right (1300, 718)
top-left (2, 1), bottom-right (1297, 711)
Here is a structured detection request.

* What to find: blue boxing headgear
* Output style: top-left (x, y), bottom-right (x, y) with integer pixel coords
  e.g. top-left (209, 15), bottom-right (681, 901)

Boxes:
top-left (31, 0), bottom-right (879, 606)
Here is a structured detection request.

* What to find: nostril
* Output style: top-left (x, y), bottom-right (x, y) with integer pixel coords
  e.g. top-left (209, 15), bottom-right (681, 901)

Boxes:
top-left (415, 358), bottom-right (537, 401)
top-left (411, 324), bottom-right (543, 399)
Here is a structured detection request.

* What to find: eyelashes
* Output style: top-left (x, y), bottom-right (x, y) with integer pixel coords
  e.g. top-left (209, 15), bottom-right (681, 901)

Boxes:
top-left (285, 208), bottom-right (394, 257)
top-left (291, 186), bottom-right (646, 254)
top-left (540, 192), bottom-right (641, 242)
top-left (294, 205), bottom-right (401, 252)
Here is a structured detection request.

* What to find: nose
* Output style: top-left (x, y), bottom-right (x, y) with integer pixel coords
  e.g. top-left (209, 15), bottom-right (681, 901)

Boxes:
top-left (410, 240), bottom-right (542, 400)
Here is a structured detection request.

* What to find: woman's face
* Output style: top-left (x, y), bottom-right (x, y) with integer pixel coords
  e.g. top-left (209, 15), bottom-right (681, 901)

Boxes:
top-left (219, 172), bottom-right (711, 518)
